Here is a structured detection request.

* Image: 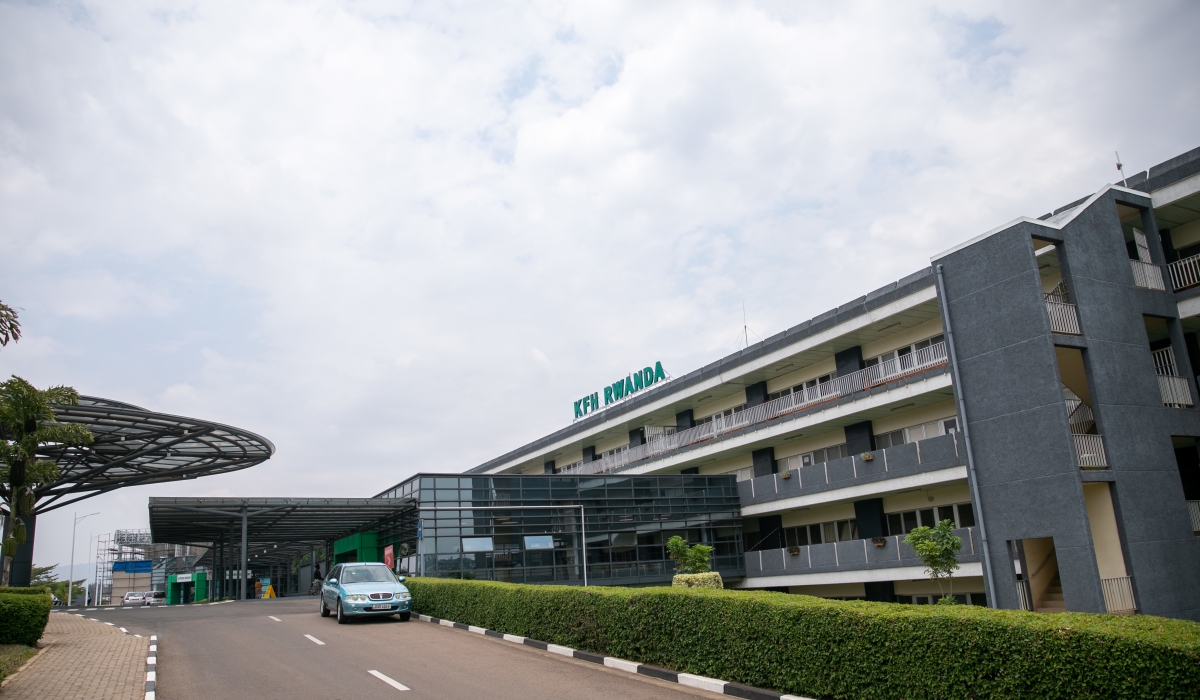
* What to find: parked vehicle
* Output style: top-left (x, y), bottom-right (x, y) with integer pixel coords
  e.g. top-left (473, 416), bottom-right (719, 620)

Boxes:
top-left (146, 591), bottom-right (166, 605)
top-left (319, 563), bottom-right (411, 624)
top-left (122, 592), bottom-right (146, 606)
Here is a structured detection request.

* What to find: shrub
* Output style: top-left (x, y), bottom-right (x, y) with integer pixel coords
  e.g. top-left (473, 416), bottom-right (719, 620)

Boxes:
top-left (0, 586), bottom-right (51, 596)
top-left (0, 591), bottom-right (52, 646)
top-left (407, 578), bottom-right (1200, 699)
top-left (672, 572), bottom-right (723, 589)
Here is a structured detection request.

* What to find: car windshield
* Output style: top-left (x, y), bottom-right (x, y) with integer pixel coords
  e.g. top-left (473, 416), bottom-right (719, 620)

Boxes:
top-left (339, 566), bottom-right (396, 584)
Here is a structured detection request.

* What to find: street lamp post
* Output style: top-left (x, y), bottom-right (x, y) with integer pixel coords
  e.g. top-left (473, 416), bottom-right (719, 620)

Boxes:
top-left (68, 512), bottom-right (99, 606)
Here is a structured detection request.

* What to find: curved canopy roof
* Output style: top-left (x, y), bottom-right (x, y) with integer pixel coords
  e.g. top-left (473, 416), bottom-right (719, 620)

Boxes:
top-left (27, 396), bottom-right (275, 514)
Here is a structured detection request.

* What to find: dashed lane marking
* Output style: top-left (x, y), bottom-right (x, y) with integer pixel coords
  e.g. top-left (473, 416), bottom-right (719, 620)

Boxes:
top-left (305, 634), bottom-right (325, 646)
top-left (368, 670), bottom-right (410, 691)
top-left (268, 616), bottom-right (282, 622)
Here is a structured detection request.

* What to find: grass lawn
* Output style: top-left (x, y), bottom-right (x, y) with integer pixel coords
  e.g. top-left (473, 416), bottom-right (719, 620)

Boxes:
top-left (0, 644), bottom-right (39, 683)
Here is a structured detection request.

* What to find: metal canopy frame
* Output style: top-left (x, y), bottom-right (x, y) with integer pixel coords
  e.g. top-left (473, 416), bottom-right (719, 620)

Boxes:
top-left (149, 497), bottom-right (415, 600)
top-left (25, 397), bottom-right (275, 514)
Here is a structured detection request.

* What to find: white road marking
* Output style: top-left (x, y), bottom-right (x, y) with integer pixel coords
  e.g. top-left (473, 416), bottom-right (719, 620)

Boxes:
top-left (305, 634), bottom-right (325, 645)
top-left (90, 618), bottom-right (99, 622)
top-left (120, 627), bottom-right (128, 633)
top-left (85, 608), bottom-right (96, 611)
top-left (105, 622), bottom-right (115, 626)
top-left (268, 616), bottom-right (282, 622)
top-left (368, 670), bottom-right (410, 691)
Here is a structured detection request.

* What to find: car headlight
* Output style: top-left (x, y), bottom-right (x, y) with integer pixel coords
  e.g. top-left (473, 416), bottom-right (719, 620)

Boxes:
top-left (398, 592), bottom-right (411, 599)
top-left (345, 594), bottom-right (368, 602)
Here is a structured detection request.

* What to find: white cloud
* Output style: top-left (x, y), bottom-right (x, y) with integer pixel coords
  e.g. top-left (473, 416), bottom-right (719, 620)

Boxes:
top-left (2, 0), bottom-right (1198, 571)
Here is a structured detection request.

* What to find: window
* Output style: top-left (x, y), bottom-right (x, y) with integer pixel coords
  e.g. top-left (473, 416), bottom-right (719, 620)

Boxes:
top-left (600, 445), bottom-right (628, 459)
top-left (695, 404), bottom-right (747, 425)
top-left (523, 535), bottom-right (555, 550)
top-left (865, 335), bottom-right (946, 374)
top-left (783, 519), bottom-right (857, 546)
top-left (897, 593), bottom-right (986, 605)
top-left (727, 467), bottom-right (754, 482)
top-left (340, 565), bottom-right (397, 584)
top-left (793, 443), bottom-right (847, 468)
top-left (886, 502), bottom-right (974, 535)
top-left (462, 537), bottom-right (494, 553)
top-left (874, 418), bottom-right (958, 449)
top-left (768, 374), bottom-right (833, 402)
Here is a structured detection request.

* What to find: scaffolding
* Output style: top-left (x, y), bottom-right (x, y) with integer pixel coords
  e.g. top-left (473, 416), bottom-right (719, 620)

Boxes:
top-left (93, 529), bottom-right (208, 604)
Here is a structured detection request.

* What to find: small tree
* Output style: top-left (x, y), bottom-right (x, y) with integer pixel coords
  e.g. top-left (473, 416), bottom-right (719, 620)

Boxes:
top-left (0, 376), bottom-right (93, 585)
top-left (666, 535), bottom-right (713, 574)
top-left (902, 519), bottom-right (962, 604)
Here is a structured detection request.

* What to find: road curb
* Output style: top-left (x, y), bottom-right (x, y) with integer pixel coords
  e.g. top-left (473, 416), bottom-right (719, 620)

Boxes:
top-left (414, 614), bottom-right (814, 700)
top-left (145, 635), bottom-right (157, 700)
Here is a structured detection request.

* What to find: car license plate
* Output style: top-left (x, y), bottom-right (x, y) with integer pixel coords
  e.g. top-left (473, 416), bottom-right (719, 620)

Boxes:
top-left (371, 604), bottom-right (391, 610)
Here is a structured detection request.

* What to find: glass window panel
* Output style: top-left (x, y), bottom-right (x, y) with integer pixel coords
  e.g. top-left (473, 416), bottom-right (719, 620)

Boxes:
top-left (970, 593), bottom-right (987, 606)
top-left (795, 526), bottom-right (809, 546)
top-left (808, 524), bottom-right (823, 544)
top-left (942, 418), bottom-right (958, 434)
top-left (822, 522), bottom-right (836, 544)
top-left (887, 513), bottom-right (903, 536)
top-left (785, 528), bottom-right (798, 548)
top-left (902, 511), bottom-right (918, 533)
top-left (523, 535), bottom-right (555, 550)
top-left (919, 509), bottom-right (935, 527)
top-left (957, 503), bottom-right (976, 528)
top-left (937, 506), bottom-right (957, 526)
top-left (462, 537), bottom-right (494, 553)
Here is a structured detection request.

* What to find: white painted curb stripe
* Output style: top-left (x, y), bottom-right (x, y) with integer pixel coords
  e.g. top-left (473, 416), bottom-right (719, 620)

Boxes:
top-left (439, 619), bottom-right (455, 627)
top-left (546, 644), bottom-right (574, 657)
top-left (147, 656), bottom-right (156, 665)
top-left (305, 634), bottom-right (325, 645)
top-left (679, 673), bottom-right (727, 692)
top-left (368, 670), bottom-right (410, 691)
top-left (604, 657), bottom-right (639, 673)
top-left (502, 633), bottom-right (525, 644)
top-left (468, 625), bottom-right (486, 634)
top-left (147, 671), bottom-right (156, 682)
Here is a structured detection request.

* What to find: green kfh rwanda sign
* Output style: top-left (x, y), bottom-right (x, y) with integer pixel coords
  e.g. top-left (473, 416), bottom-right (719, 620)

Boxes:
top-left (574, 361), bottom-right (667, 419)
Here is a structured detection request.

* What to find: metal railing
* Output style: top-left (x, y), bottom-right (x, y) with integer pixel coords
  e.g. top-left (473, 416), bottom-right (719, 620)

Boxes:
top-left (1101, 576), bottom-right (1137, 614)
top-left (561, 342), bottom-right (950, 476)
top-left (1045, 300), bottom-right (1081, 334)
top-left (1169, 253), bottom-right (1200, 291)
top-left (1015, 580), bottom-right (1034, 611)
top-left (1130, 259), bottom-right (1166, 290)
top-left (1152, 347), bottom-right (1193, 407)
top-left (1063, 390), bottom-right (1096, 435)
top-left (1187, 501), bottom-right (1200, 533)
top-left (1073, 434), bottom-right (1107, 468)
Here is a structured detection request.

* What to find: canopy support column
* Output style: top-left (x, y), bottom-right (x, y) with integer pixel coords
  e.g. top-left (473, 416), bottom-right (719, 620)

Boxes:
top-left (240, 505), bottom-right (248, 601)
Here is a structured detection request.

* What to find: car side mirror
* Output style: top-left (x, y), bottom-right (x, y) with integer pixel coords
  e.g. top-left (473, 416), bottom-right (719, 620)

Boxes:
top-left (396, 576), bottom-right (406, 582)
top-left (327, 578), bottom-right (337, 584)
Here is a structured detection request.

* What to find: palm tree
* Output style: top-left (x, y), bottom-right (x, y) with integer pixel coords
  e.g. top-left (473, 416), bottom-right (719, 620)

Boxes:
top-left (0, 301), bottom-right (20, 347)
top-left (0, 377), bottom-right (93, 585)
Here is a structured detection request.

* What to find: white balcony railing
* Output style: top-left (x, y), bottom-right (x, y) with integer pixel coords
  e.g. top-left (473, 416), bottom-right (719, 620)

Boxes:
top-left (1073, 434), bottom-right (1107, 468)
top-left (1158, 375), bottom-right (1194, 407)
top-left (1101, 576), bottom-right (1137, 614)
top-left (1045, 300), bottom-right (1081, 334)
top-left (1130, 259), bottom-right (1166, 290)
top-left (1187, 500), bottom-right (1200, 533)
top-left (560, 342), bottom-right (950, 476)
top-left (1169, 253), bottom-right (1200, 291)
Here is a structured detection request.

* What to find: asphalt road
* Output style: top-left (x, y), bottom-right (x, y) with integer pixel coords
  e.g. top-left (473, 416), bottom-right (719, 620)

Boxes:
top-left (64, 598), bottom-right (723, 699)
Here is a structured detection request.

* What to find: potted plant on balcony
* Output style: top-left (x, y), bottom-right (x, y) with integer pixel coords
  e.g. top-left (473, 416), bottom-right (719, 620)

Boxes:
top-left (902, 519), bottom-right (962, 604)
top-left (860, 452), bottom-right (874, 461)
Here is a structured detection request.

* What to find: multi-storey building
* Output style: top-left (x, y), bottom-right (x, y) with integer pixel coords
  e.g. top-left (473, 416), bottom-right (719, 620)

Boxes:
top-left (450, 146), bottom-right (1200, 621)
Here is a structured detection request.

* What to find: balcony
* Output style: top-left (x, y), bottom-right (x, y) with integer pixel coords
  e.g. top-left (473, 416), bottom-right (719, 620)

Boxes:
top-left (1063, 387), bottom-right (1107, 468)
top-left (1044, 287), bottom-right (1081, 335)
top-left (1152, 347), bottom-right (1194, 407)
top-left (560, 342), bottom-right (950, 476)
top-left (1073, 434), bottom-right (1108, 468)
top-left (1130, 259), bottom-right (1166, 290)
top-left (744, 526), bottom-right (982, 579)
top-left (739, 433), bottom-right (965, 511)
top-left (1101, 576), bottom-right (1137, 614)
top-left (1169, 253), bottom-right (1200, 291)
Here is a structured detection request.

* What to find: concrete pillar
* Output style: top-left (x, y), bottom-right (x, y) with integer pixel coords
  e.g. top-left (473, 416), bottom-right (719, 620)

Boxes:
top-left (582, 446), bottom-right (596, 463)
top-left (240, 506), bottom-right (248, 601)
top-left (629, 428), bottom-right (645, 447)
top-left (543, 460), bottom-right (556, 474)
top-left (752, 447), bottom-right (776, 478)
top-left (745, 381), bottom-right (768, 407)
top-left (844, 421), bottom-right (876, 455)
top-left (8, 514), bottom-right (36, 587)
top-left (835, 346), bottom-right (865, 377)
top-left (675, 409), bottom-right (694, 431)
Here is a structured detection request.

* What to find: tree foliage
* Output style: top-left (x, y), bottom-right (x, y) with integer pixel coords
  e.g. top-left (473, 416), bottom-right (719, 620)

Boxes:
top-left (903, 519), bottom-right (963, 601)
top-left (0, 376), bottom-right (93, 585)
top-left (0, 302), bottom-right (18, 348)
top-left (665, 535), bottom-right (713, 574)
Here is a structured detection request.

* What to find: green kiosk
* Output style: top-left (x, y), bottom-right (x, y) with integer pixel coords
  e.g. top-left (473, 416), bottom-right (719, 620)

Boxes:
top-left (166, 572), bottom-right (208, 605)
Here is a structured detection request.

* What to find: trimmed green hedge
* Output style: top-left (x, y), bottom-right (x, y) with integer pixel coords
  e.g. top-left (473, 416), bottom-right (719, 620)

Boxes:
top-left (672, 572), bottom-right (723, 589)
top-left (408, 578), bottom-right (1200, 699)
top-left (0, 586), bottom-right (51, 596)
top-left (0, 592), bottom-right (51, 646)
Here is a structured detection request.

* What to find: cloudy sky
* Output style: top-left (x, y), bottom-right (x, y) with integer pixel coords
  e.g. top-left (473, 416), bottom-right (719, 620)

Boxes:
top-left (2, 0), bottom-right (1197, 581)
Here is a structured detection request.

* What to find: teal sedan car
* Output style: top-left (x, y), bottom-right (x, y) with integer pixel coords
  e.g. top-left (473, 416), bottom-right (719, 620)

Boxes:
top-left (319, 562), bottom-right (412, 623)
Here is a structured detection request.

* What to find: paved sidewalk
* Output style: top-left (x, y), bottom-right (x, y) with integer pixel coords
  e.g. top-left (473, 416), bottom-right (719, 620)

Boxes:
top-left (0, 613), bottom-right (148, 699)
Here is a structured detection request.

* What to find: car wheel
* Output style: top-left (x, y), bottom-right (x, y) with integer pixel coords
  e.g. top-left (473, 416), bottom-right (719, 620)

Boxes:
top-left (336, 601), bottom-right (347, 624)
top-left (319, 597), bottom-right (330, 617)
top-left (398, 612), bottom-right (410, 622)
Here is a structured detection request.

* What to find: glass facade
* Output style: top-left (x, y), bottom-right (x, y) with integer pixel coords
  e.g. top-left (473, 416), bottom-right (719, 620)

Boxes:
top-left (375, 474), bottom-right (744, 586)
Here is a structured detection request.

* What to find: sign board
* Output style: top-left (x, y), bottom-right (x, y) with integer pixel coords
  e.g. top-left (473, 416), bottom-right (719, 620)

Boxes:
top-left (384, 544), bottom-right (395, 570)
top-left (574, 361), bottom-right (667, 419)
top-left (176, 573), bottom-right (192, 583)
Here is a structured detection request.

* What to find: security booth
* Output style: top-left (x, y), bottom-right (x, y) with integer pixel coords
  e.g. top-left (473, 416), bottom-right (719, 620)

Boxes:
top-left (167, 571), bottom-right (207, 604)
